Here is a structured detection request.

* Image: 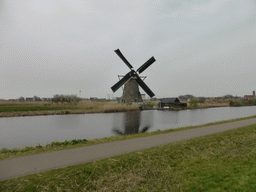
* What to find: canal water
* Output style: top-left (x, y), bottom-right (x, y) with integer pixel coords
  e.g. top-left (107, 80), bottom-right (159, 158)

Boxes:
top-left (0, 106), bottom-right (256, 149)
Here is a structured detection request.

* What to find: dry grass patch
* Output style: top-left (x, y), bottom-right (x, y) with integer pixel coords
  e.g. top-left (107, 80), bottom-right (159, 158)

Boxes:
top-left (194, 98), bottom-right (233, 108)
top-left (0, 100), bottom-right (140, 117)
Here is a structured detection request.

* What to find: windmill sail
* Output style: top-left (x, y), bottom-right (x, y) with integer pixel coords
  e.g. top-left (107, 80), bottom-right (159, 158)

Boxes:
top-left (137, 57), bottom-right (156, 74)
top-left (114, 49), bottom-right (134, 70)
top-left (134, 74), bottom-right (155, 98)
top-left (111, 70), bottom-right (134, 92)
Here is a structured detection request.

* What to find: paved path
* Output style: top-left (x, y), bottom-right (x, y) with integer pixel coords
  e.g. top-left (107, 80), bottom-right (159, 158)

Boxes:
top-left (1, 118), bottom-right (256, 181)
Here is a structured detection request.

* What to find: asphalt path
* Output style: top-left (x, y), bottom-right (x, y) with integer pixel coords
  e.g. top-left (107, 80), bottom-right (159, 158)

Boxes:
top-left (1, 118), bottom-right (256, 181)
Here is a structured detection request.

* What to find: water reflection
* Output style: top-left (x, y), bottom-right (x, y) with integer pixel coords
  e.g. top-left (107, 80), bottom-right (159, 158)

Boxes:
top-left (112, 111), bottom-right (152, 135)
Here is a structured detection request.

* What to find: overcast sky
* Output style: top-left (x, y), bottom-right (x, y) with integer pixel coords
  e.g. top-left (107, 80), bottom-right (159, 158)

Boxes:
top-left (0, 0), bottom-right (255, 99)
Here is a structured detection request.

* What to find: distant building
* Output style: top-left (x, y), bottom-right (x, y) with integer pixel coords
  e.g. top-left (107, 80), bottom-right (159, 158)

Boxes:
top-left (26, 97), bottom-right (34, 101)
top-left (8, 99), bottom-right (17, 101)
top-left (42, 98), bottom-right (52, 101)
top-left (223, 94), bottom-right (234, 99)
top-left (33, 96), bottom-right (42, 101)
top-left (150, 97), bottom-right (157, 101)
top-left (244, 91), bottom-right (255, 99)
top-left (158, 97), bottom-right (187, 108)
top-left (18, 97), bottom-right (25, 102)
top-left (244, 95), bottom-right (253, 99)
top-left (115, 97), bottom-right (122, 101)
top-left (90, 97), bottom-right (99, 101)
top-left (90, 97), bottom-right (106, 101)
top-left (141, 94), bottom-right (146, 100)
top-left (179, 94), bottom-right (194, 101)
top-left (178, 97), bottom-right (187, 102)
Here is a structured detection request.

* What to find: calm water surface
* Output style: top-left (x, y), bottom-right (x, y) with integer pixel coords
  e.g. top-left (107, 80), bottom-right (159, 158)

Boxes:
top-left (0, 106), bottom-right (255, 149)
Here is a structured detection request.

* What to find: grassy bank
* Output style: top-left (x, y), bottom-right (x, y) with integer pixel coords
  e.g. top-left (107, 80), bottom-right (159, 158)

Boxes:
top-left (0, 99), bottom-right (247, 117)
top-left (0, 100), bottom-right (139, 117)
top-left (1, 115), bottom-right (256, 161)
top-left (1, 122), bottom-right (256, 191)
top-left (230, 99), bottom-right (256, 106)
top-left (189, 98), bottom-right (231, 108)
top-left (145, 99), bottom-right (231, 109)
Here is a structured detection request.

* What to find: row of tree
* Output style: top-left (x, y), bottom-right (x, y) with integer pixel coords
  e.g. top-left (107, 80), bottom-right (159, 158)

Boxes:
top-left (52, 94), bottom-right (82, 103)
top-left (18, 96), bottom-right (42, 101)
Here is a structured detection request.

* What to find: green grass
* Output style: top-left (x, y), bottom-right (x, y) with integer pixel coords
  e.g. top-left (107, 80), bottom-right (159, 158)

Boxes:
top-left (143, 101), bottom-right (156, 108)
top-left (1, 123), bottom-right (256, 191)
top-left (1, 115), bottom-right (256, 161)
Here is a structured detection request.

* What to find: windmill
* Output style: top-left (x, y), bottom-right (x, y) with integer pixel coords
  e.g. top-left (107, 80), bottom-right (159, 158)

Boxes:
top-left (111, 49), bottom-right (156, 103)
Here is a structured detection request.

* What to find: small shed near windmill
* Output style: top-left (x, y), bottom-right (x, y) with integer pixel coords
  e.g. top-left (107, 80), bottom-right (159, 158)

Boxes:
top-left (158, 97), bottom-right (187, 108)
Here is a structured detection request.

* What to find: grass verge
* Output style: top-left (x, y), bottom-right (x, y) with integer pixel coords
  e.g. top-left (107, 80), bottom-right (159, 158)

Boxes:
top-left (1, 122), bottom-right (256, 191)
top-left (1, 115), bottom-right (256, 161)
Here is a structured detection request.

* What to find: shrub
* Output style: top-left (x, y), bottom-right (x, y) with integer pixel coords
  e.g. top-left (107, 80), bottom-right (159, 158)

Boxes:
top-left (247, 99), bottom-right (254, 105)
top-left (198, 98), bottom-right (205, 103)
top-left (233, 101), bottom-right (243, 106)
top-left (52, 94), bottom-right (82, 104)
top-left (51, 141), bottom-right (61, 146)
top-left (63, 140), bottom-right (69, 145)
top-left (1, 148), bottom-right (10, 153)
top-left (144, 102), bottom-right (155, 108)
top-left (188, 98), bottom-right (199, 107)
top-left (50, 139), bottom-right (87, 146)
top-left (11, 148), bottom-right (19, 153)
top-left (21, 146), bottom-right (34, 152)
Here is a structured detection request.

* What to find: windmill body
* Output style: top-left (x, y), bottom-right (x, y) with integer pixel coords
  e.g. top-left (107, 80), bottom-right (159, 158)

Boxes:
top-left (111, 49), bottom-right (156, 103)
top-left (121, 78), bottom-right (143, 103)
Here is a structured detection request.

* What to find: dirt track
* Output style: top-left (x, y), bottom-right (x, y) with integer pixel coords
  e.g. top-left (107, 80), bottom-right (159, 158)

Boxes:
top-left (1, 118), bottom-right (256, 181)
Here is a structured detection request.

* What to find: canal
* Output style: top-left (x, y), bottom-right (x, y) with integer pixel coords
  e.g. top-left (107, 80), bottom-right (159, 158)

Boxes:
top-left (0, 106), bottom-right (255, 149)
